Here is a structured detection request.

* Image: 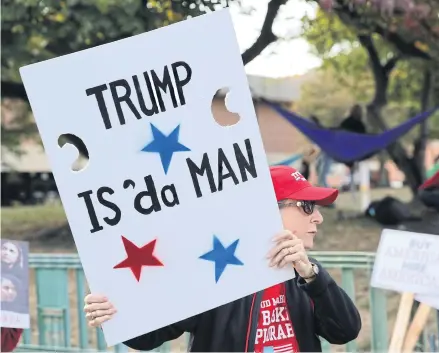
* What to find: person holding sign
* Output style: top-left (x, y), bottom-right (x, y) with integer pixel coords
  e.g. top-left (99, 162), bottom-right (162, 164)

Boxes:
top-left (84, 166), bottom-right (361, 352)
top-left (418, 169), bottom-right (439, 212)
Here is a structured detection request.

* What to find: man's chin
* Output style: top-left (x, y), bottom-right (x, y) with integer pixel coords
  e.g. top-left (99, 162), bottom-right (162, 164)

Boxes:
top-left (304, 241), bottom-right (314, 250)
top-left (303, 235), bottom-right (315, 250)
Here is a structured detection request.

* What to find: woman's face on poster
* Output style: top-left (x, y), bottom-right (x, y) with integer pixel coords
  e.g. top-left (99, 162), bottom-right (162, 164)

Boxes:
top-left (1, 277), bottom-right (17, 302)
top-left (1, 242), bottom-right (20, 266)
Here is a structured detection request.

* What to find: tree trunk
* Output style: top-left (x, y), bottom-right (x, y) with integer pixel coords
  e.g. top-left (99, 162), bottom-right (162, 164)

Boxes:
top-left (413, 68), bottom-right (432, 182)
top-left (377, 151), bottom-right (388, 187)
top-left (358, 34), bottom-right (423, 194)
top-left (366, 105), bottom-right (421, 193)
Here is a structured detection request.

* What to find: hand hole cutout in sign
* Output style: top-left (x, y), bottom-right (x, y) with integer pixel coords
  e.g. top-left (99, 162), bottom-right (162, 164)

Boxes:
top-left (58, 133), bottom-right (89, 172)
top-left (211, 88), bottom-right (241, 127)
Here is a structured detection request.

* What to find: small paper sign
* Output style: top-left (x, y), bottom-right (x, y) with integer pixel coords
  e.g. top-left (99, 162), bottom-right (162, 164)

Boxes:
top-left (371, 229), bottom-right (439, 295)
top-left (1, 239), bottom-right (30, 329)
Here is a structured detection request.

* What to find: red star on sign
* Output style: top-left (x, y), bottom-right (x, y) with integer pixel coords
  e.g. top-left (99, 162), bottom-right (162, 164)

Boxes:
top-left (113, 236), bottom-right (164, 281)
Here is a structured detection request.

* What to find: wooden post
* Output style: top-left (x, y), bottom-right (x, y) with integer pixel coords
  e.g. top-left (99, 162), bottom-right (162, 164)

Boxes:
top-left (359, 161), bottom-right (371, 211)
top-left (402, 303), bottom-right (431, 353)
top-left (388, 292), bottom-right (415, 353)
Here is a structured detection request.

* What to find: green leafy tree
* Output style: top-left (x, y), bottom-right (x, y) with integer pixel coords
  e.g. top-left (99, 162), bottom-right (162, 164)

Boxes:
top-left (302, 9), bottom-right (428, 119)
top-left (1, 0), bottom-right (195, 152)
top-left (301, 3), bottom-right (439, 192)
top-left (296, 67), bottom-right (372, 124)
top-left (1, 0), bottom-right (288, 153)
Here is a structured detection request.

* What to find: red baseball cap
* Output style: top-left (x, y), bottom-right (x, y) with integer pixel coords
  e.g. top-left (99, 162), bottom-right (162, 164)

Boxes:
top-left (270, 165), bottom-right (338, 206)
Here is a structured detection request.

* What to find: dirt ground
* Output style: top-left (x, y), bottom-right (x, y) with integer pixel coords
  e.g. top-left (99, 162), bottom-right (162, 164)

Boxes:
top-left (2, 187), bottom-right (438, 351)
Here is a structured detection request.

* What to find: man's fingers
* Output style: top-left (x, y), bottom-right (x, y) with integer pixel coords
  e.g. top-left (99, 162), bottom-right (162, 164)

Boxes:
top-left (90, 308), bottom-right (117, 318)
top-left (84, 302), bottom-right (113, 313)
top-left (269, 247), bottom-right (289, 267)
top-left (266, 239), bottom-right (302, 259)
top-left (270, 246), bottom-right (302, 267)
top-left (84, 294), bottom-right (108, 305)
top-left (272, 230), bottom-right (295, 242)
top-left (95, 315), bottom-right (113, 325)
top-left (267, 240), bottom-right (293, 259)
top-left (86, 309), bottom-right (116, 327)
top-left (288, 243), bottom-right (304, 255)
top-left (84, 294), bottom-right (116, 328)
top-left (278, 253), bottom-right (302, 268)
top-left (100, 308), bottom-right (116, 317)
top-left (88, 314), bottom-right (113, 327)
top-left (269, 243), bottom-right (304, 267)
top-left (267, 230), bottom-right (304, 268)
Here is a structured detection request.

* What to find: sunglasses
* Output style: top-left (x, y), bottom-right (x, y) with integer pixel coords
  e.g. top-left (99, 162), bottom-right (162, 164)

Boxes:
top-left (277, 200), bottom-right (317, 215)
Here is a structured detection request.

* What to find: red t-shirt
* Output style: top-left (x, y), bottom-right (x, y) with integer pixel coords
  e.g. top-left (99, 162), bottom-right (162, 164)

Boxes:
top-left (254, 283), bottom-right (300, 353)
top-left (419, 170), bottom-right (439, 189)
top-left (1, 328), bottom-right (23, 352)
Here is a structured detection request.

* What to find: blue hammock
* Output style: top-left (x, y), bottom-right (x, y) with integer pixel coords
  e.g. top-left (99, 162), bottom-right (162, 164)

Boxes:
top-left (268, 102), bottom-right (438, 164)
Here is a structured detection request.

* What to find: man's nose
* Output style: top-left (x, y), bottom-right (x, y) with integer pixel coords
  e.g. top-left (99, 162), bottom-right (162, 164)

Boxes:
top-left (311, 209), bottom-right (323, 224)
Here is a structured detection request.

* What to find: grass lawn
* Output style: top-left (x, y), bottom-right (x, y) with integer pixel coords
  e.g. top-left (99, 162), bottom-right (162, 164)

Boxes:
top-left (2, 187), bottom-right (413, 251)
top-left (2, 201), bottom-right (66, 238)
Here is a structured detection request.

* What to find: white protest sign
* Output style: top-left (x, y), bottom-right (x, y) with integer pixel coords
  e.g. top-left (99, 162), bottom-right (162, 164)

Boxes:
top-left (19, 9), bottom-right (291, 346)
top-left (415, 294), bottom-right (439, 310)
top-left (371, 229), bottom-right (439, 295)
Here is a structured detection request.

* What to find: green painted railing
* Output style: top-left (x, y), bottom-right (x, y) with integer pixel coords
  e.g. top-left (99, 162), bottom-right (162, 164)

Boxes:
top-left (15, 252), bottom-right (435, 352)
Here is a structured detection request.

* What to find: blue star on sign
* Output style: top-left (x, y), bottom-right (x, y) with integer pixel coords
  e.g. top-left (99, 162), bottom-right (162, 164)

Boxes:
top-left (141, 123), bottom-right (190, 174)
top-left (199, 235), bottom-right (244, 283)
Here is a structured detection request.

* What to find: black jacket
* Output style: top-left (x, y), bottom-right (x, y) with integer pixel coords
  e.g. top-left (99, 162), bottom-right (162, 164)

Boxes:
top-left (124, 259), bottom-right (361, 352)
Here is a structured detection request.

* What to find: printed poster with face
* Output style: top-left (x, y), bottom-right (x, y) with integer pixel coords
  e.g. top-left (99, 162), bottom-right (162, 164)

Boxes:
top-left (19, 9), bottom-right (292, 346)
top-left (1, 239), bottom-right (30, 329)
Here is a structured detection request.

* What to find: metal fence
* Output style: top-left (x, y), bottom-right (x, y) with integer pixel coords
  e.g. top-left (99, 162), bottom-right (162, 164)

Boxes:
top-left (15, 252), bottom-right (438, 352)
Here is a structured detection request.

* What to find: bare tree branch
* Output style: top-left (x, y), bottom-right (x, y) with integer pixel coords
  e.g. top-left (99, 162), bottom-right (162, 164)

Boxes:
top-left (383, 55), bottom-right (400, 74)
top-left (241, 0), bottom-right (287, 65)
top-left (357, 34), bottom-right (389, 106)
